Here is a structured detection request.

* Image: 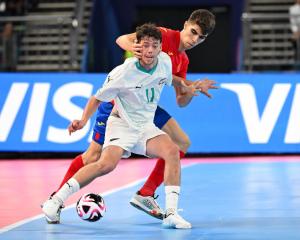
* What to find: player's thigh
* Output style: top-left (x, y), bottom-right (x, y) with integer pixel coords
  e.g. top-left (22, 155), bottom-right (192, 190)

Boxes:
top-left (82, 140), bottom-right (103, 165)
top-left (146, 133), bottom-right (179, 160)
top-left (162, 118), bottom-right (190, 148)
top-left (96, 145), bottom-right (124, 173)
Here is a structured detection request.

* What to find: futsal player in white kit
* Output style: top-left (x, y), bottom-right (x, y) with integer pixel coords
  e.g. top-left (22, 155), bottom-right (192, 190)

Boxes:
top-left (42, 23), bottom-right (199, 229)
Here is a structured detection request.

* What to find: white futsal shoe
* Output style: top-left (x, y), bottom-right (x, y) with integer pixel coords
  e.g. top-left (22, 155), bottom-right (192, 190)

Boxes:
top-left (162, 209), bottom-right (192, 229)
top-left (41, 194), bottom-right (64, 224)
top-left (130, 192), bottom-right (164, 220)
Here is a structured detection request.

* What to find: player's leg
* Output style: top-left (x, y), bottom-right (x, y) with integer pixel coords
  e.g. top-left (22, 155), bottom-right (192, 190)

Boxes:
top-left (42, 115), bottom-right (134, 223)
top-left (146, 133), bottom-right (191, 229)
top-left (137, 107), bottom-right (190, 197)
top-left (42, 145), bottom-right (124, 223)
top-left (43, 138), bottom-right (103, 224)
top-left (146, 134), bottom-right (180, 185)
top-left (53, 102), bottom-right (111, 192)
top-left (56, 141), bottom-right (103, 191)
top-left (161, 118), bottom-right (191, 153)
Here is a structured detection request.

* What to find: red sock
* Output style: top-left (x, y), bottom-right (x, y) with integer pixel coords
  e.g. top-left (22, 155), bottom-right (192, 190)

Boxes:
top-left (56, 154), bottom-right (84, 191)
top-left (139, 150), bottom-right (185, 197)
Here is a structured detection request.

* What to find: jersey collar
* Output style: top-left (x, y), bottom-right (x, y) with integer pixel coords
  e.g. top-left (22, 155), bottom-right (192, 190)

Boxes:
top-left (135, 60), bottom-right (158, 75)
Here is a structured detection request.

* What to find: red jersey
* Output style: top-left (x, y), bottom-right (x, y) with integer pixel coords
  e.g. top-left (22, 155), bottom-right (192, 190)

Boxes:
top-left (159, 27), bottom-right (189, 79)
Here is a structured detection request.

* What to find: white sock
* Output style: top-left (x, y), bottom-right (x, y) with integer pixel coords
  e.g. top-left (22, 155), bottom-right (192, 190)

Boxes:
top-left (165, 185), bottom-right (180, 213)
top-left (55, 178), bottom-right (80, 202)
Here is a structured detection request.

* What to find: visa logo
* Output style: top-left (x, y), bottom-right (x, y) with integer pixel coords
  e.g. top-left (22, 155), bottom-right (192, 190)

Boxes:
top-left (0, 82), bottom-right (94, 143)
top-left (222, 83), bottom-right (300, 144)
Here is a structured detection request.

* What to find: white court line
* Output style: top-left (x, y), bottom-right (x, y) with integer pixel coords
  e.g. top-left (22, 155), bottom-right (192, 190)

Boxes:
top-left (0, 162), bottom-right (199, 234)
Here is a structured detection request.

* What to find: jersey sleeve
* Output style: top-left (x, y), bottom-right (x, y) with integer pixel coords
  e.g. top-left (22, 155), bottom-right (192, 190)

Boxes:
top-left (177, 57), bottom-right (189, 79)
top-left (161, 52), bottom-right (173, 86)
top-left (94, 65), bottom-right (123, 102)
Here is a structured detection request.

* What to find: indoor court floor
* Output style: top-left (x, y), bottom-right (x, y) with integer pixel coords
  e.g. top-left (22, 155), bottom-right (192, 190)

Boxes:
top-left (1, 156), bottom-right (300, 240)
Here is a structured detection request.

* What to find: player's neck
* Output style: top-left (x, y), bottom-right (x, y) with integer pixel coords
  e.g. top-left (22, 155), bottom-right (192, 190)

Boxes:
top-left (178, 31), bottom-right (187, 52)
top-left (178, 43), bottom-right (186, 52)
top-left (138, 58), bottom-right (158, 71)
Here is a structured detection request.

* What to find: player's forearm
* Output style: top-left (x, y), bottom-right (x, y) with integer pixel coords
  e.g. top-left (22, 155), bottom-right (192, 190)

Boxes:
top-left (172, 75), bottom-right (184, 87)
top-left (173, 75), bottom-right (194, 107)
top-left (176, 92), bottom-right (194, 107)
top-left (115, 33), bottom-right (136, 52)
top-left (172, 75), bottom-right (192, 86)
top-left (81, 96), bottom-right (101, 124)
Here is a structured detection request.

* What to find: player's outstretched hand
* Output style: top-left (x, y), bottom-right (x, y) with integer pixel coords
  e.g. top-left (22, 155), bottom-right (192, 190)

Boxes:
top-left (68, 120), bottom-right (85, 135)
top-left (180, 80), bottom-right (201, 96)
top-left (132, 40), bottom-right (142, 59)
top-left (194, 78), bottom-right (218, 98)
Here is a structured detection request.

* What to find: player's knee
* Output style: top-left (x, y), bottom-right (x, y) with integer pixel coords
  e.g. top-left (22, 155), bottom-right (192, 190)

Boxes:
top-left (95, 161), bottom-right (116, 175)
top-left (165, 144), bottom-right (180, 162)
top-left (176, 134), bottom-right (191, 153)
top-left (83, 150), bottom-right (101, 165)
top-left (183, 135), bottom-right (191, 151)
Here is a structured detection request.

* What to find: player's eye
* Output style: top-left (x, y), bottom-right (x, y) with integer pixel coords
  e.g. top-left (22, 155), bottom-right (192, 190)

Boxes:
top-left (191, 29), bottom-right (197, 35)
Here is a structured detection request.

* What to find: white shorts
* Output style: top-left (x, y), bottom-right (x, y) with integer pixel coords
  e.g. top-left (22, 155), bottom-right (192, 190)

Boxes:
top-left (103, 116), bottom-right (166, 158)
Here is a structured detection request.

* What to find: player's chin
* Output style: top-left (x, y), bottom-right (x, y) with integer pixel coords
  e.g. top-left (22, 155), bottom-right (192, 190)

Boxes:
top-left (185, 45), bottom-right (194, 50)
top-left (144, 58), bottom-right (154, 64)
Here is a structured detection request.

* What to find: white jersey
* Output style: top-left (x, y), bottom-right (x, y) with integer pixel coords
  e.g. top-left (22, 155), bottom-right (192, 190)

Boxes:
top-left (95, 52), bottom-right (172, 129)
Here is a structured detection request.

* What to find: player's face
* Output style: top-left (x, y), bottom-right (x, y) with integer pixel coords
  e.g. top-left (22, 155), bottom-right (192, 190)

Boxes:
top-left (139, 36), bottom-right (161, 69)
top-left (180, 21), bottom-right (207, 50)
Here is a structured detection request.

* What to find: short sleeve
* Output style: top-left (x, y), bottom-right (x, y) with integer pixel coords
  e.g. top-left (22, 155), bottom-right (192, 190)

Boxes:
top-left (94, 65), bottom-right (123, 102)
top-left (177, 57), bottom-right (189, 79)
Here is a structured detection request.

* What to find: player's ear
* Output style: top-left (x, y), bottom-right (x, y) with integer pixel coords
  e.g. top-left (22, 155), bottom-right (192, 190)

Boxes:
top-left (183, 21), bottom-right (188, 29)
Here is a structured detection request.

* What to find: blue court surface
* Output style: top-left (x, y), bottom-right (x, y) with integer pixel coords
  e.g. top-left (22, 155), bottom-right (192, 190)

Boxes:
top-left (1, 159), bottom-right (300, 240)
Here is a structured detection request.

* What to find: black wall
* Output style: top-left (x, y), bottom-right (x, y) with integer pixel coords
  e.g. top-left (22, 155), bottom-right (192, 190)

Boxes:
top-left (87, 0), bottom-right (244, 73)
top-left (136, 6), bottom-right (231, 73)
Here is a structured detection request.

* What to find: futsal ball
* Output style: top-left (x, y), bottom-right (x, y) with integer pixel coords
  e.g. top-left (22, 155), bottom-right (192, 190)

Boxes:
top-left (76, 193), bottom-right (106, 222)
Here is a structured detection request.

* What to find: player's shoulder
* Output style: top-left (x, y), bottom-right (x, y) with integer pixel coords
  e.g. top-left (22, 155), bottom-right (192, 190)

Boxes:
top-left (158, 52), bottom-right (172, 73)
top-left (110, 57), bottom-right (137, 76)
top-left (124, 56), bottom-right (138, 64)
top-left (158, 52), bottom-right (171, 64)
top-left (159, 27), bottom-right (175, 34)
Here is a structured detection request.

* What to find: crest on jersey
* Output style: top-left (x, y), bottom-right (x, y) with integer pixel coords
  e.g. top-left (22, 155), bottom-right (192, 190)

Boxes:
top-left (158, 78), bottom-right (167, 86)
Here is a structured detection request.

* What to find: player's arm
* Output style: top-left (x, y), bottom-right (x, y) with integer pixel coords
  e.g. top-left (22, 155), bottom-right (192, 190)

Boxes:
top-left (174, 75), bottom-right (218, 107)
top-left (171, 75), bottom-right (201, 100)
top-left (68, 68), bottom-right (121, 135)
top-left (116, 32), bottom-right (142, 58)
top-left (174, 76), bottom-right (194, 107)
top-left (68, 96), bottom-right (101, 135)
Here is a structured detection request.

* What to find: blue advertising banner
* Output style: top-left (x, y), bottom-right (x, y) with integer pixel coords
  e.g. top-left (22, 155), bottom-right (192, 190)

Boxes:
top-left (0, 73), bottom-right (299, 153)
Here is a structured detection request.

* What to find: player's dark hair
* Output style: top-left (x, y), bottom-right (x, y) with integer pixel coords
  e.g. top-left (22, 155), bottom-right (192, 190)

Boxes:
top-left (188, 9), bottom-right (216, 35)
top-left (136, 23), bottom-right (162, 43)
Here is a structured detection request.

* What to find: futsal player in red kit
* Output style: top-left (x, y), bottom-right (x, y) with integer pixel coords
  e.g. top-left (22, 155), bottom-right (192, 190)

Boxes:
top-left (44, 9), bottom-right (217, 223)
top-left (116, 9), bottom-right (217, 218)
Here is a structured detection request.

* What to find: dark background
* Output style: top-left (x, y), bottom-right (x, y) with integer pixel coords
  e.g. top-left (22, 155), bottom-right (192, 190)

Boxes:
top-left (86, 0), bottom-right (245, 73)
